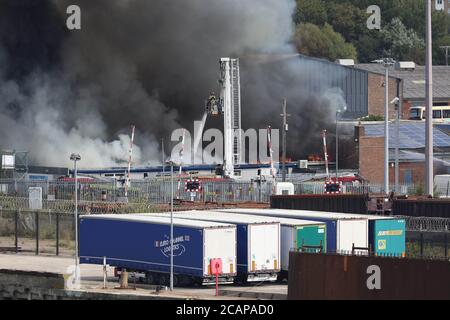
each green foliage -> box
[294,0,450,64]
[293,23,358,61]
[360,114,384,121]
[380,18,425,63]
[295,0,328,26]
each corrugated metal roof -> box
[363,122,450,149]
[355,64,450,100]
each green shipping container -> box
[297,224,327,253]
[370,219,406,257]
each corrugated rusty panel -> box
[288,252,450,300]
[393,199,450,218]
[271,195,368,214]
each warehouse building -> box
[355,122,450,185]
[355,63,450,120]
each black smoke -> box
[0,0,344,167]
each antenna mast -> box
[124,125,135,199]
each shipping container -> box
[216,208,369,254]
[220,208,406,257]
[328,213,405,257]
[145,211,280,282]
[259,216,326,279]
[79,214,237,286]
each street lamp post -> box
[70,153,81,278]
[373,58,395,194]
[425,0,434,197]
[165,159,175,291]
[335,106,347,181]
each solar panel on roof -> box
[364,123,450,149]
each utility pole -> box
[70,153,81,286]
[322,130,330,181]
[162,139,165,176]
[425,0,434,196]
[373,58,395,194]
[395,80,401,194]
[280,99,290,182]
[440,46,450,66]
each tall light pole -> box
[373,58,395,194]
[425,0,434,196]
[165,159,175,291]
[280,98,290,182]
[335,106,347,181]
[440,46,450,66]
[70,153,81,277]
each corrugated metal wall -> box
[288,252,450,300]
[271,194,369,214]
[298,55,369,119]
[393,199,450,218]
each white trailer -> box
[144,211,281,283]
[216,208,369,254]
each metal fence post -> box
[35,211,39,255]
[15,210,19,253]
[56,211,60,256]
[445,232,448,259]
[420,232,424,258]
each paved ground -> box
[0,254,287,300]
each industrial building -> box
[355,122,450,185]
[355,63,450,119]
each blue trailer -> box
[79,214,237,286]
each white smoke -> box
[0,0,347,167]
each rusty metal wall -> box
[288,252,450,300]
[393,199,450,218]
[271,194,368,214]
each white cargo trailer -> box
[216,208,369,254]
[248,216,327,278]
[145,211,281,282]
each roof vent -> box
[335,59,355,67]
[395,61,416,71]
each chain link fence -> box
[292,181,417,195]
[0,178,274,208]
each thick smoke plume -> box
[0,0,344,168]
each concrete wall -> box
[0,269,66,300]
[0,269,181,300]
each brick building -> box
[435,0,450,15]
[356,64,450,120]
[355,122,450,186]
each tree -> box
[293,23,358,62]
[380,18,425,63]
[295,0,328,26]
[326,2,368,43]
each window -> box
[433,110,442,119]
[443,110,450,119]
[409,109,422,120]
[404,170,413,184]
